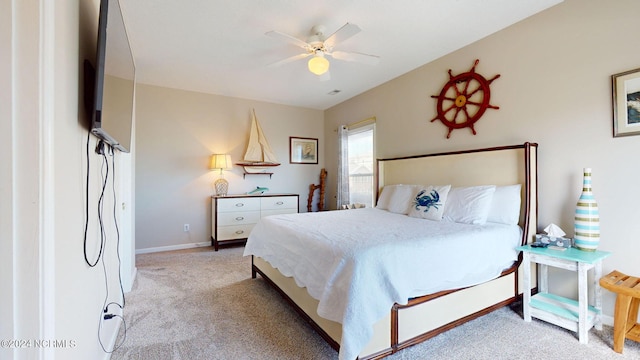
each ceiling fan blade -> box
[323,23,361,49]
[329,51,380,65]
[267,53,311,67]
[265,30,310,49]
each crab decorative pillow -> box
[408,185,451,221]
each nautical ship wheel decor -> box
[430,59,500,138]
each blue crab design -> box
[414,190,441,212]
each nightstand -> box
[211,193,299,251]
[516,245,611,343]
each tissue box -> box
[535,234,572,248]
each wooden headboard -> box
[376,142,538,246]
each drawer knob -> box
[235,230,244,234]
[235,203,244,207]
[276,201,284,205]
[235,216,244,221]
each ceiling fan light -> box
[308,55,330,75]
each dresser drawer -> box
[216,224,255,240]
[217,211,260,226]
[261,196,298,211]
[261,209,298,217]
[211,194,298,250]
[216,197,260,212]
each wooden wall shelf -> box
[243,172,273,179]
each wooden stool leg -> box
[629,298,640,327]
[613,294,632,353]
[628,298,640,337]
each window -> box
[346,123,375,207]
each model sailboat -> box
[236,109,281,173]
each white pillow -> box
[443,185,496,225]
[387,185,417,214]
[487,184,522,225]
[408,185,451,221]
[375,185,397,210]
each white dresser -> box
[211,193,299,251]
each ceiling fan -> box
[266,23,380,80]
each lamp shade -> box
[308,55,330,75]
[210,154,232,170]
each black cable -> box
[100,146,125,314]
[99,231,124,353]
[83,132,99,267]
[96,149,109,267]
[97,311,126,353]
[98,148,111,311]
[97,145,127,353]
[98,149,110,314]
[85,139,127,352]
[84,137,109,267]
[110,146,125,309]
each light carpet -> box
[111,246,640,359]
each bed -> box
[244,142,538,360]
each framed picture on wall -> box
[612,67,640,137]
[290,137,318,164]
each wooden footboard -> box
[392,267,518,352]
[253,256,525,359]
[249,142,538,359]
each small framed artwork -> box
[290,137,318,164]
[612,67,640,137]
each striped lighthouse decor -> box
[574,168,600,251]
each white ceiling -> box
[120,0,562,110]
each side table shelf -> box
[530,293,598,332]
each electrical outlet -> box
[183,224,190,232]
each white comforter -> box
[243,208,521,360]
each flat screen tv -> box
[90,0,135,153]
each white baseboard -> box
[135,241,211,255]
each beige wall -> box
[135,84,324,251]
[324,0,640,322]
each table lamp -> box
[210,154,232,196]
